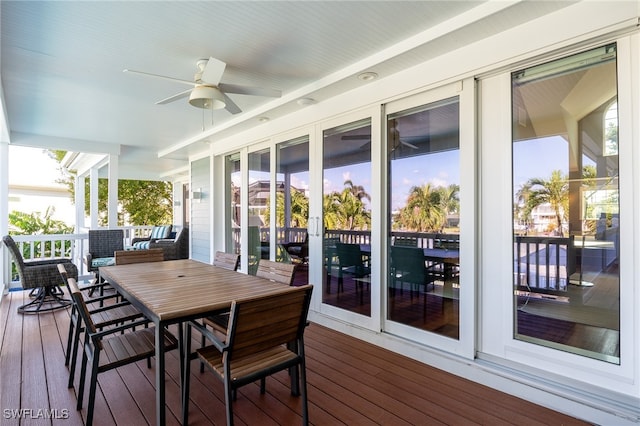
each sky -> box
[8,146,75,225]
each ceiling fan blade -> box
[123,69,196,86]
[200,57,226,85]
[155,89,192,105]
[219,83,281,98]
[400,140,419,150]
[222,92,242,115]
[341,134,371,141]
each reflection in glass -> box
[248,148,270,275]
[323,119,372,316]
[225,153,241,257]
[512,44,620,363]
[387,98,460,338]
[276,137,309,284]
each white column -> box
[90,167,99,229]
[75,175,86,232]
[0,140,9,293]
[107,154,118,228]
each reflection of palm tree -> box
[323,180,371,230]
[517,170,568,236]
[265,189,309,228]
[438,184,460,217]
[399,183,445,232]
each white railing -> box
[2,226,154,290]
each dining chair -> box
[66,275,178,426]
[85,229,124,283]
[389,245,436,304]
[200,257,295,373]
[204,258,295,336]
[183,285,313,426]
[57,264,143,390]
[113,247,164,265]
[213,250,240,271]
[335,242,371,301]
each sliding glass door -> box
[511,44,620,363]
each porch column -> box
[107,154,118,228]
[90,167,99,229]
[75,175,85,232]
[0,141,8,293]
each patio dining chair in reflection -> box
[57,264,143,390]
[183,285,313,426]
[67,275,178,426]
[335,242,371,302]
[390,246,436,304]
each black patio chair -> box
[2,235,78,314]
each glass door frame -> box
[311,106,382,331]
[382,80,476,359]
[477,35,636,389]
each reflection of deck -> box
[0,290,588,425]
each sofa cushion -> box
[91,257,115,268]
[132,241,151,250]
[150,225,172,240]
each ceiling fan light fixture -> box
[189,85,226,109]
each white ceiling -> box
[1,1,572,180]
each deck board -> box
[0,289,588,425]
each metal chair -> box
[184,285,313,426]
[2,234,77,314]
[57,264,143,389]
[67,275,177,426]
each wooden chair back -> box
[213,251,240,271]
[256,259,296,285]
[114,248,164,265]
[226,284,313,360]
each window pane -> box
[248,148,270,275]
[276,137,309,283]
[387,97,460,338]
[323,118,372,316]
[512,44,620,363]
[225,153,241,257]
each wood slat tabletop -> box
[99,259,299,321]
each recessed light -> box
[297,98,315,106]
[258,117,270,123]
[358,72,378,82]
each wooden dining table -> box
[99,258,303,426]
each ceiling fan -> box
[341,119,419,152]
[123,57,281,114]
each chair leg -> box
[77,350,89,410]
[68,319,84,389]
[65,308,77,366]
[182,325,192,426]
[299,360,309,426]
[86,355,101,426]
[224,377,234,426]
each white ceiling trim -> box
[159,0,521,159]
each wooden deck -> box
[0,289,588,425]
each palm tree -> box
[398,183,445,232]
[323,180,371,231]
[519,169,568,236]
